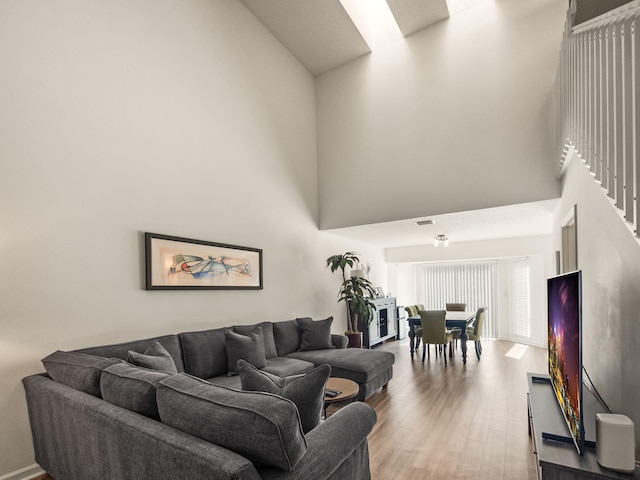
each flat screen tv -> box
[547,270,584,455]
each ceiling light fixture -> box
[434,234,449,247]
[339,0,403,51]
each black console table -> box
[527,372,639,480]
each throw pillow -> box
[296,317,335,351]
[128,340,178,373]
[273,319,301,356]
[157,373,307,471]
[41,350,122,397]
[237,359,331,434]
[100,362,173,419]
[225,325,267,375]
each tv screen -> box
[547,270,583,455]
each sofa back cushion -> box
[75,335,185,373]
[232,322,277,359]
[157,373,307,471]
[178,327,228,379]
[42,351,122,397]
[273,320,301,357]
[100,363,172,419]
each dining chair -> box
[445,303,466,348]
[467,306,487,359]
[416,310,453,364]
[445,303,466,311]
[405,305,425,350]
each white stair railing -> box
[554,1,640,236]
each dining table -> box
[406,310,477,364]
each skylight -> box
[339,0,403,51]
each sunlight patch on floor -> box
[505,343,528,359]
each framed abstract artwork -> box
[145,233,263,290]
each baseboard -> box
[0,464,45,480]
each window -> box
[511,258,531,338]
[422,261,497,338]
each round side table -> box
[324,377,359,418]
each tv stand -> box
[527,373,639,479]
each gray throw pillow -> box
[100,363,172,419]
[237,359,331,434]
[42,350,122,397]
[128,340,178,373]
[157,373,307,471]
[296,317,335,351]
[225,325,267,375]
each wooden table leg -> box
[408,325,416,358]
[461,327,468,364]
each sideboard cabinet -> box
[359,297,397,348]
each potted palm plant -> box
[326,252,377,348]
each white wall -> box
[0,1,386,475]
[386,235,555,346]
[316,0,566,230]
[555,154,640,451]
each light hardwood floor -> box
[365,338,546,479]
[34,337,546,480]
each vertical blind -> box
[511,258,531,338]
[422,262,497,339]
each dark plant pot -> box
[346,332,363,349]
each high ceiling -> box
[238,0,559,248]
[238,0,451,75]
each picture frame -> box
[145,232,263,290]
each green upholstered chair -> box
[446,303,466,348]
[405,305,426,349]
[416,310,454,364]
[467,306,487,359]
[445,303,466,311]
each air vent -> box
[415,219,434,226]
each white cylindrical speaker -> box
[595,413,636,474]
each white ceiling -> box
[238,0,451,76]
[237,1,559,248]
[325,200,559,249]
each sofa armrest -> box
[258,402,377,480]
[331,334,348,349]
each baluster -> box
[623,18,635,227]
[615,23,625,210]
[607,24,617,200]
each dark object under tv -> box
[544,270,585,455]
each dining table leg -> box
[460,327,468,364]
[408,324,416,358]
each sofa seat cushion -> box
[261,356,315,377]
[238,359,331,434]
[285,349,395,384]
[157,373,307,471]
[100,363,172,419]
[205,374,242,389]
[41,351,122,397]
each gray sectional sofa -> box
[22,317,395,480]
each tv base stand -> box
[527,373,639,480]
